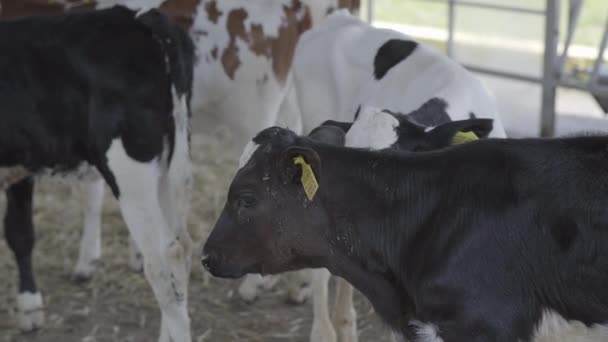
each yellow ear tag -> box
[451,131,479,145]
[293,155,319,201]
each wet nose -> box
[201,250,214,271]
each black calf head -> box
[202,127,336,278]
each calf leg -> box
[332,278,358,342]
[107,139,191,342]
[4,178,45,331]
[310,268,336,342]
[128,236,144,273]
[73,179,105,281]
[237,274,280,303]
[286,269,312,304]
[157,107,195,341]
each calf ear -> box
[320,120,354,134]
[308,125,346,146]
[279,146,322,200]
[426,118,494,147]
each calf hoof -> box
[310,317,337,342]
[238,278,260,303]
[259,275,279,290]
[72,259,101,282]
[286,283,311,305]
[17,292,45,332]
[128,250,144,273]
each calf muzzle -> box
[201,247,246,279]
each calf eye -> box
[236,193,257,208]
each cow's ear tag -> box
[293,155,319,201]
[451,131,479,145]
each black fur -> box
[403,97,451,127]
[4,178,36,293]
[206,126,608,341]
[373,39,418,80]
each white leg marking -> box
[409,321,443,342]
[333,277,358,342]
[128,236,144,273]
[238,274,263,303]
[532,310,608,342]
[106,139,191,342]
[16,291,45,332]
[237,274,280,303]
[160,88,194,291]
[310,268,337,342]
[73,179,105,280]
[286,269,312,305]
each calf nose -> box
[201,251,213,271]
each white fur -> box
[345,107,399,150]
[128,236,144,272]
[16,291,45,332]
[237,274,279,302]
[106,138,191,342]
[333,277,358,342]
[531,310,608,342]
[409,321,443,342]
[238,274,264,303]
[238,141,260,169]
[310,269,337,342]
[72,180,105,279]
[190,0,294,147]
[279,11,506,137]
[98,87,192,342]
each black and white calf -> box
[277,9,506,137]
[1,7,195,341]
[204,126,608,342]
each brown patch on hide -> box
[220,0,312,83]
[204,0,221,24]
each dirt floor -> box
[0,118,394,342]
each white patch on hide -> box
[345,106,399,150]
[238,141,260,169]
[72,180,105,280]
[409,320,443,342]
[16,291,45,332]
[531,309,608,342]
[213,0,295,39]
[106,138,192,342]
